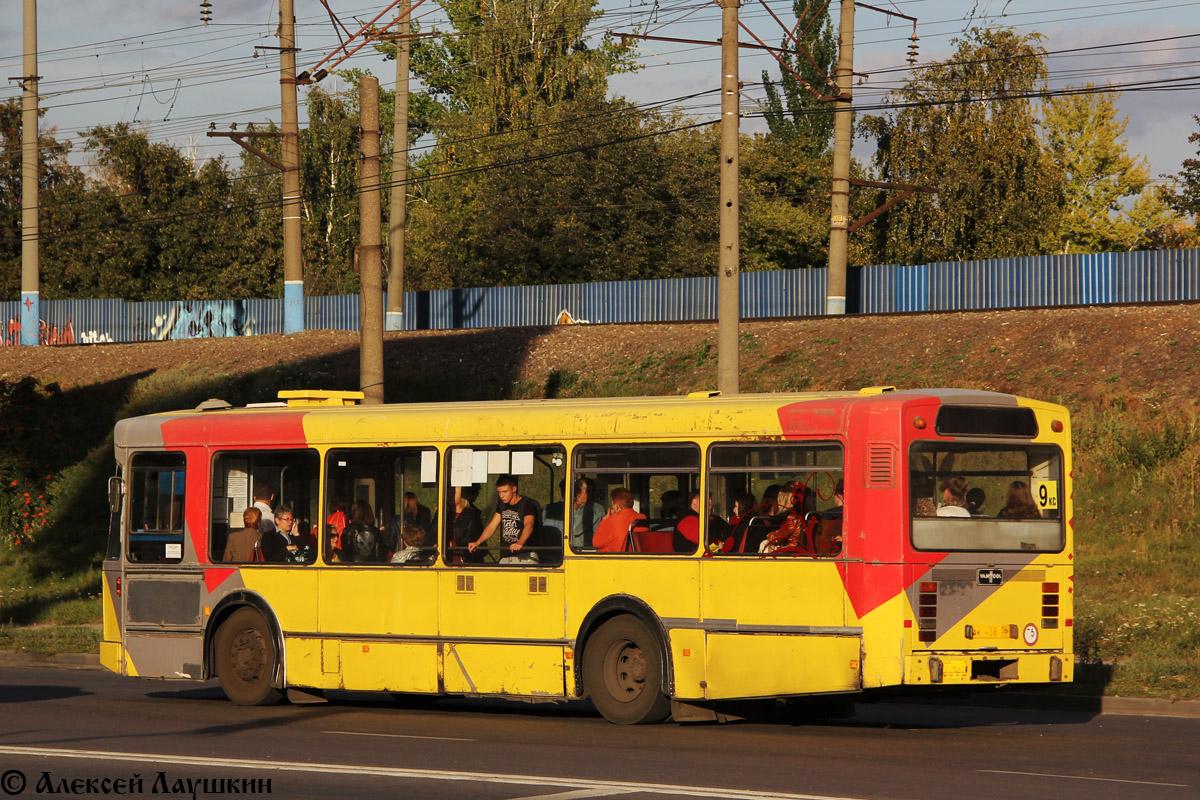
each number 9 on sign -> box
[1033,479,1057,510]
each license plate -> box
[971,624,1015,639]
[942,660,969,680]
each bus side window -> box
[210,449,319,564]
[128,452,186,564]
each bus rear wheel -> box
[583,616,671,725]
[214,607,283,706]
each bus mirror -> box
[107,476,124,514]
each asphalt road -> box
[0,665,1196,800]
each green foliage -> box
[1172,114,1200,218]
[0,378,89,547]
[760,1,838,155]
[1042,85,1180,253]
[862,28,1065,265]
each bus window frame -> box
[127,451,187,565]
[443,443,566,567]
[210,447,320,566]
[908,440,1066,554]
[322,445,440,566]
[570,441,702,556]
[706,440,846,557]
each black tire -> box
[583,616,672,725]
[214,607,283,706]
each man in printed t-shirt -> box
[468,474,541,564]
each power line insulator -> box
[907,33,919,66]
[200,1,212,26]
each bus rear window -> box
[910,442,1064,553]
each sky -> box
[1,0,1198,184]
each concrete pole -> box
[280,0,305,334]
[716,0,740,395]
[359,77,385,405]
[20,0,39,346]
[826,0,855,316]
[385,0,411,332]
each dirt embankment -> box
[1,303,1197,409]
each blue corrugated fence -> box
[2,247,1197,345]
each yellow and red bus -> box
[101,387,1073,723]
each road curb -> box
[0,650,101,669]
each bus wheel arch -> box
[575,596,673,724]
[206,592,285,704]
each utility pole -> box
[385,0,411,333]
[20,0,39,346]
[826,0,855,316]
[358,77,385,406]
[716,0,740,395]
[280,0,304,335]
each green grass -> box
[0,624,101,656]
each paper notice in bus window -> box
[1033,479,1058,511]
[451,449,474,487]
[226,465,248,502]
[165,543,182,560]
[472,450,489,484]
[420,450,437,484]
[511,451,534,475]
[487,450,510,475]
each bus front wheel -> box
[214,607,283,706]
[583,616,672,725]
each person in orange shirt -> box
[591,487,645,553]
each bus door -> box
[700,442,861,700]
[316,447,440,693]
[117,451,209,679]
[438,446,567,697]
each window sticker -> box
[1033,479,1058,511]
[511,450,535,475]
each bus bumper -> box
[99,640,124,675]
[906,652,1073,686]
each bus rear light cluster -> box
[917,581,937,642]
[1042,582,1060,629]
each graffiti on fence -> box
[150,301,256,340]
[0,317,78,346]
[556,309,589,325]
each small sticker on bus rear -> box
[978,568,1003,585]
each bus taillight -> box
[115,577,121,596]
[917,582,937,642]
[1042,582,1059,629]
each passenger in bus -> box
[468,475,541,564]
[325,494,347,554]
[936,476,971,517]
[253,484,276,534]
[816,480,845,555]
[403,492,433,536]
[260,505,304,562]
[966,487,987,516]
[449,484,485,564]
[998,481,1042,520]
[338,500,384,562]
[723,493,760,553]
[391,523,430,564]
[222,507,262,563]
[592,487,646,553]
[658,490,686,523]
[912,473,938,517]
[674,490,729,553]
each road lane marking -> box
[0,745,866,800]
[323,730,474,742]
[507,790,636,800]
[979,769,1189,788]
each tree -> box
[0,99,85,299]
[1172,114,1200,218]
[861,28,1064,265]
[760,0,838,156]
[1042,85,1179,252]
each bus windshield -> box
[909,441,1064,553]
